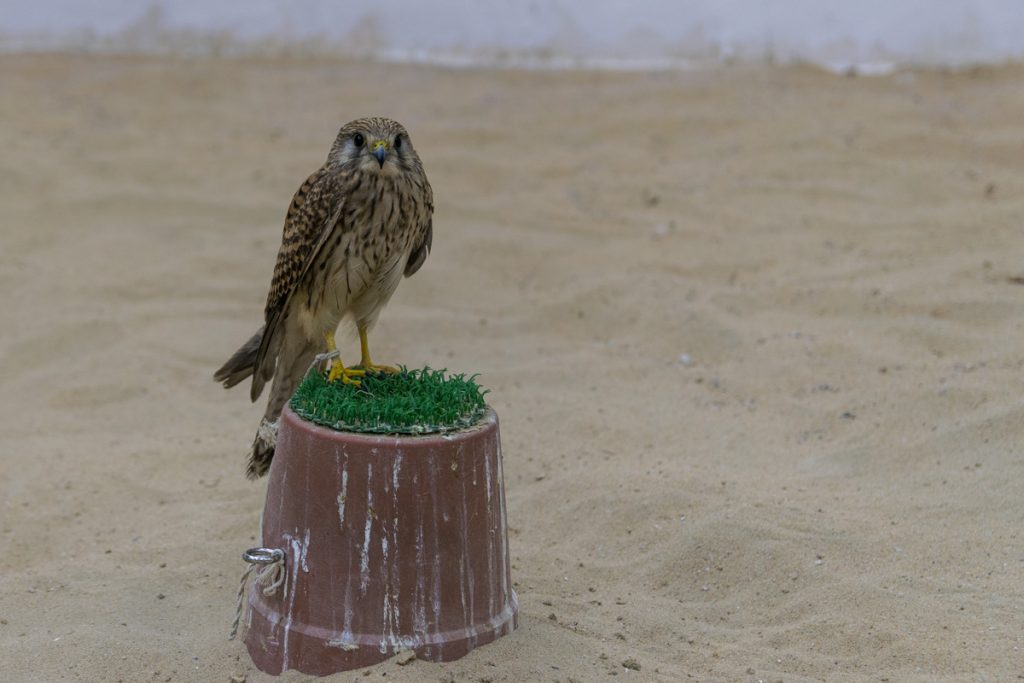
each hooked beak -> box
[372,140,388,167]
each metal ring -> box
[242,547,285,565]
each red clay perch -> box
[243,405,518,675]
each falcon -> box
[214,117,433,478]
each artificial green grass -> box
[289,367,489,435]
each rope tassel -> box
[230,548,286,640]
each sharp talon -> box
[357,362,400,375]
[327,361,364,385]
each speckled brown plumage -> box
[214,117,433,478]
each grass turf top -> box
[289,367,489,435]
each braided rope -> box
[229,550,286,640]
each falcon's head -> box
[328,117,421,177]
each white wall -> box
[2,1,1023,69]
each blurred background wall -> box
[2,0,1023,69]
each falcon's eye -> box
[394,134,402,150]
[353,133,365,148]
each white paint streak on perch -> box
[484,449,496,617]
[413,504,427,635]
[280,528,310,671]
[326,638,359,651]
[496,438,510,606]
[360,462,374,594]
[459,468,475,639]
[379,528,391,653]
[378,453,405,653]
[389,455,403,648]
[429,459,442,625]
[337,465,348,529]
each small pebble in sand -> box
[677,354,694,366]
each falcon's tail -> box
[213,327,265,390]
[245,340,318,479]
[247,418,277,480]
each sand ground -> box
[2,54,1024,682]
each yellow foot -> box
[327,362,366,385]
[356,328,399,377]
[358,362,400,375]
